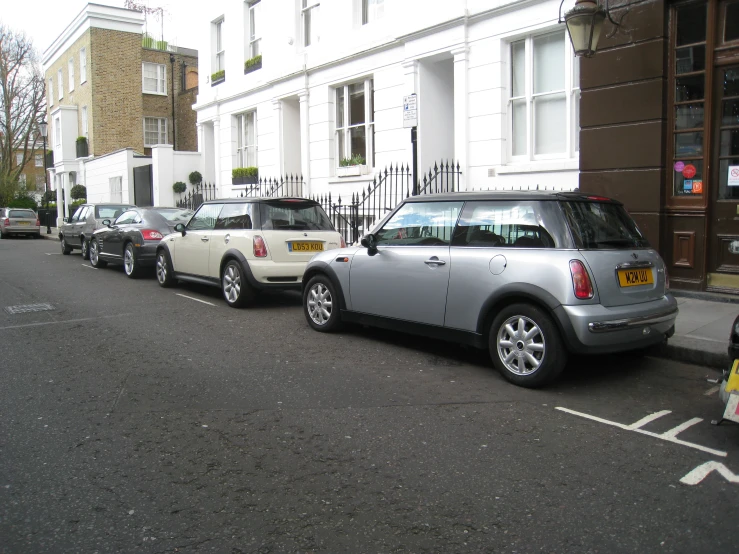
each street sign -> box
[728,165,739,187]
[403,94,417,128]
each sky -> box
[1,0,207,57]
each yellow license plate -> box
[617,268,654,287]
[289,241,323,252]
[18,221,30,226]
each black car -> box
[89,207,194,277]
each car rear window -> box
[259,201,334,231]
[154,208,194,222]
[8,210,35,218]
[561,201,650,249]
[96,205,133,219]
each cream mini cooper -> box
[155,198,345,307]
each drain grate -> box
[4,303,56,315]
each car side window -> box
[214,203,254,230]
[451,201,557,248]
[114,210,139,225]
[187,204,224,231]
[70,206,85,222]
[375,202,463,246]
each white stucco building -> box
[194,0,580,201]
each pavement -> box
[37,229,737,371]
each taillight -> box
[253,235,268,257]
[35,219,40,226]
[2,218,8,226]
[569,260,593,299]
[340,236,346,248]
[142,229,164,241]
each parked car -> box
[0,208,41,239]
[88,207,194,277]
[59,202,136,258]
[301,191,678,388]
[155,198,345,307]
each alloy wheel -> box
[156,253,168,284]
[81,240,88,258]
[497,315,546,376]
[124,245,134,275]
[307,282,333,326]
[223,264,241,303]
[89,240,98,265]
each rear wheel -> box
[489,303,566,388]
[60,235,72,255]
[88,238,107,268]
[303,275,343,332]
[123,243,142,279]
[221,260,254,308]
[156,249,176,287]
[80,238,90,259]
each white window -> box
[35,154,43,167]
[68,58,74,92]
[247,1,261,59]
[362,0,384,24]
[16,153,23,166]
[109,176,123,203]
[335,79,374,168]
[80,48,87,83]
[509,30,579,161]
[81,106,88,137]
[19,174,26,187]
[302,0,320,47]
[36,174,45,188]
[49,78,54,106]
[142,63,167,95]
[54,117,61,147]
[144,117,168,146]
[57,69,63,100]
[214,18,225,72]
[236,111,257,168]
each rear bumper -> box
[247,260,305,289]
[2,226,40,234]
[136,243,159,266]
[554,294,678,354]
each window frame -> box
[35,154,43,167]
[143,117,168,147]
[54,116,61,147]
[16,153,23,166]
[81,106,88,137]
[302,0,320,47]
[80,48,87,83]
[142,62,167,95]
[236,110,258,168]
[68,58,75,92]
[362,0,384,25]
[335,78,375,170]
[214,18,225,72]
[247,0,261,59]
[49,78,54,106]
[57,69,63,100]
[508,30,579,163]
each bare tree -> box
[0,24,45,205]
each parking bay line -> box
[81,264,97,270]
[556,406,727,457]
[176,293,216,306]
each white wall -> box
[418,57,454,181]
[152,146,203,207]
[281,98,301,176]
[82,149,152,205]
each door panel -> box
[175,204,224,277]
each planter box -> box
[245,175,258,184]
[76,140,88,158]
[337,164,368,178]
[244,58,262,74]
[232,176,245,185]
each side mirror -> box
[360,233,377,253]
[174,223,186,236]
[102,219,111,227]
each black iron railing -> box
[176,182,218,211]
[235,175,304,199]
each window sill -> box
[211,77,225,87]
[497,158,579,175]
[328,173,375,186]
[143,91,167,96]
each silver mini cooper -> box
[302,191,678,388]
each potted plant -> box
[70,184,87,201]
[244,54,262,75]
[232,167,259,185]
[337,154,368,177]
[211,69,225,86]
[189,171,202,189]
[173,181,187,195]
[76,136,88,158]
[142,33,154,48]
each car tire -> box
[155,249,176,288]
[221,260,254,308]
[123,243,142,279]
[303,274,343,332]
[88,238,107,268]
[489,303,566,388]
[80,238,90,259]
[60,235,72,255]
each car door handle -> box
[424,258,446,266]
[224,234,230,244]
[201,237,209,242]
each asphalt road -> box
[1,236,738,554]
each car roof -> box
[201,197,319,205]
[86,202,136,207]
[399,190,622,204]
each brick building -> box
[7,142,48,198]
[41,3,198,223]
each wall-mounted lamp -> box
[560,0,623,57]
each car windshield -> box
[260,201,334,231]
[154,208,194,222]
[9,210,35,218]
[562,201,650,249]
[96,205,133,219]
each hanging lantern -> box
[564,0,607,57]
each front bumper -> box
[554,294,678,354]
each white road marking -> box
[660,417,703,439]
[680,461,739,486]
[626,410,672,430]
[44,253,62,255]
[704,385,721,396]
[176,293,216,306]
[81,264,97,270]
[0,314,131,331]
[556,407,727,457]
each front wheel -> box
[303,275,343,332]
[80,238,90,259]
[89,238,107,268]
[221,260,254,308]
[489,303,566,388]
[60,235,72,255]
[155,250,176,288]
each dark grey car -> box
[59,202,135,258]
[302,191,678,388]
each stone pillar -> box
[55,173,64,228]
[298,90,311,195]
[402,60,418,181]
[272,99,283,176]
[64,173,73,219]
[451,46,469,191]
[213,119,221,193]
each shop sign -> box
[682,164,697,179]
